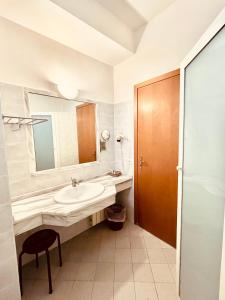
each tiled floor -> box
[21,222,178,300]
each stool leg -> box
[57,234,62,267]
[46,249,52,294]
[35,253,39,268]
[18,252,24,296]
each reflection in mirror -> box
[101,129,110,141]
[28,92,97,172]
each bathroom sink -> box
[54,183,105,204]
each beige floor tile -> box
[130,236,145,249]
[90,225,106,239]
[147,249,167,264]
[116,226,130,237]
[162,248,176,264]
[160,240,173,249]
[85,237,101,248]
[75,263,96,281]
[116,236,130,249]
[115,249,132,263]
[48,280,74,300]
[23,259,60,280]
[22,263,38,280]
[144,236,161,249]
[135,282,158,300]
[23,280,50,300]
[56,262,79,281]
[141,229,157,238]
[131,249,149,263]
[21,223,178,300]
[151,264,174,283]
[100,236,116,249]
[92,282,113,300]
[51,246,69,265]
[81,246,100,262]
[98,248,115,263]
[114,282,135,300]
[61,239,72,248]
[101,230,117,240]
[168,264,176,281]
[21,280,35,300]
[65,247,83,262]
[94,263,115,281]
[70,237,88,250]
[133,263,154,282]
[127,223,144,236]
[155,283,179,300]
[24,279,74,300]
[86,228,103,238]
[69,281,93,300]
[115,263,133,282]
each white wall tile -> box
[0,175,10,204]
[114,101,134,221]
[0,83,135,297]
[0,96,20,299]
[0,84,115,199]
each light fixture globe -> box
[57,83,79,99]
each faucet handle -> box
[71,177,78,186]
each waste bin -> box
[105,204,126,231]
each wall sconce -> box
[57,83,79,100]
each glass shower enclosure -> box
[178,12,225,300]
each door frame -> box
[134,69,180,225]
[177,8,225,298]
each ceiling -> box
[94,0,147,31]
[0,0,175,66]
[126,0,175,21]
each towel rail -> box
[2,115,48,130]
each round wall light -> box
[57,83,79,99]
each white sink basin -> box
[54,183,105,204]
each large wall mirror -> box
[27,92,97,172]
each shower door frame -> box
[176,7,225,298]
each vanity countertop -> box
[12,175,132,235]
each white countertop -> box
[12,175,132,235]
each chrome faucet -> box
[71,177,79,187]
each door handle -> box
[139,156,145,168]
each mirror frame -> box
[24,88,101,175]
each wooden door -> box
[76,103,96,163]
[135,70,179,247]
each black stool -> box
[18,229,62,295]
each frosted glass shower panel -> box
[180,26,225,300]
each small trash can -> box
[105,204,126,231]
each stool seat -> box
[18,229,62,296]
[23,229,57,254]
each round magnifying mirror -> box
[101,130,110,141]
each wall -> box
[0,16,114,103]
[113,0,225,221]
[0,15,115,198]
[1,83,114,199]
[114,0,225,102]
[1,82,115,270]
[0,98,20,299]
[114,101,134,221]
[0,17,115,278]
